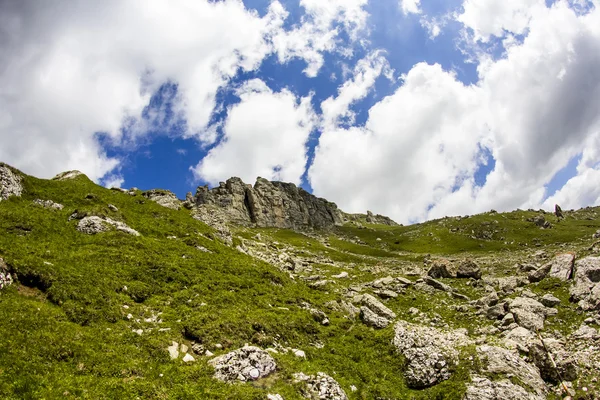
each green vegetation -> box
[1,169,599,399]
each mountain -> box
[1,161,599,399]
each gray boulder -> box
[423,277,452,292]
[457,260,482,279]
[361,294,396,320]
[540,294,561,308]
[77,216,140,236]
[293,372,348,400]
[0,164,22,201]
[508,297,551,331]
[427,259,456,279]
[360,306,390,329]
[528,253,575,282]
[33,199,64,210]
[570,257,600,310]
[208,345,276,382]
[142,189,181,210]
[392,321,469,389]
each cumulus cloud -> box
[310,1,600,224]
[400,0,422,15]
[192,79,316,186]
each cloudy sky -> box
[1,0,600,224]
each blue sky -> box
[1,0,600,223]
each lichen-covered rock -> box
[464,375,544,400]
[476,345,546,397]
[570,257,600,311]
[293,372,348,400]
[52,170,84,180]
[33,199,64,210]
[392,321,469,388]
[0,164,22,201]
[508,297,551,331]
[457,260,482,279]
[142,189,181,210]
[427,259,456,279]
[193,177,345,230]
[208,346,276,382]
[77,216,140,236]
[0,257,13,290]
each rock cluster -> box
[0,257,13,290]
[0,164,22,201]
[142,190,181,210]
[208,345,276,382]
[192,177,344,230]
[293,372,348,400]
[392,320,469,388]
[33,199,64,210]
[76,216,140,236]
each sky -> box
[1,0,600,224]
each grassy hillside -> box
[1,168,599,399]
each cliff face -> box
[192,177,344,230]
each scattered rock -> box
[0,257,13,290]
[570,257,600,310]
[360,306,391,329]
[208,345,276,382]
[76,216,140,236]
[0,164,22,201]
[142,189,181,210]
[33,199,63,210]
[360,294,396,320]
[423,277,452,292]
[293,372,348,400]
[464,375,544,400]
[540,294,561,308]
[457,260,482,279]
[52,170,84,180]
[392,320,469,389]
[427,259,456,279]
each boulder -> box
[477,345,546,397]
[360,306,390,329]
[457,260,482,280]
[361,294,396,320]
[77,216,140,236]
[570,257,600,310]
[427,259,456,279]
[508,297,550,331]
[142,189,181,210]
[423,277,452,292]
[293,372,348,400]
[539,294,561,308]
[208,345,276,382]
[33,199,64,210]
[464,375,545,400]
[392,321,469,389]
[0,164,22,201]
[528,339,577,383]
[528,253,575,282]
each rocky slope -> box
[1,163,600,399]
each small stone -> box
[182,353,195,363]
[540,294,561,308]
[168,342,179,359]
[293,349,306,358]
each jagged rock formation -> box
[191,177,345,230]
[0,163,22,201]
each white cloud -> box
[542,166,600,211]
[400,0,422,15]
[0,0,289,182]
[272,0,369,77]
[102,174,125,189]
[192,79,316,186]
[310,1,600,224]
[457,0,545,42]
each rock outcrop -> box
[208,345,276,382]
[570,256,600,310]
[0,257,13,290]
[0,163,22,201]
[52,170,84,180]
[192,177,344,230]
[142,190,181,210]
[76,216,140,236]
[293,372,348,400]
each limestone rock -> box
[142,189,181,210]
[423,277,452,292]
[570,257,600,310]
[0,257,13,290]
[508,297,550,331]
[477,345,546,397]
[0,164,22,201]
[392,321,469,389]
[540,294,561,308]
[77,216,140,236]
[361,294,396,320]
[528,253,575,282]
[360,306,390,329]
[427,259,456,279]
[528,339,577,383]
[192,177,345,230]
[33,199,64,210]
[464,375,544,400]
[208,345,276,382]
[52,170,84,180]
[457,260,482,279]
[293,372,348,400]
